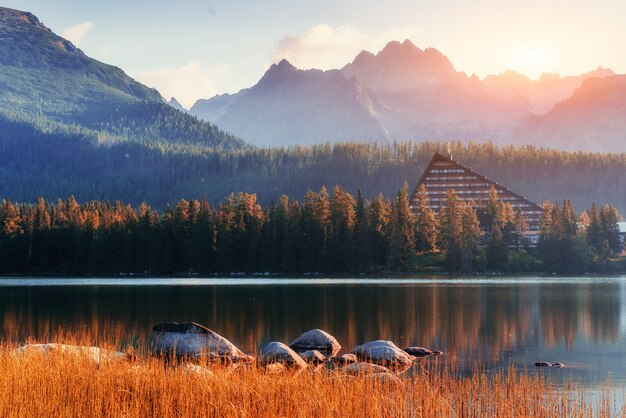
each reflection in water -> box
[0,278,624,384]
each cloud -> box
[131,60,230,108]
[274,24,422,70]
[61,22,94,47]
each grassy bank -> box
[0,337,621,417]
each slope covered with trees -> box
[1,123,625,214]
[0,7,243,150]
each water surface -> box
[1,276,625,387]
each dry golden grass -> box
[0,335,621,418]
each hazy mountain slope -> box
[484,67,615,113]
[190,59,388,146]
[0,7,243,150]
[516,75,626,152]
[342,40,530,141]
[167,97,186,112]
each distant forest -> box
[0,186,623,276]
[1,115,625,214]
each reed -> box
[0,335,620,418]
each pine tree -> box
[353,189,372,272]
[459,202,482,273]
[599,205,622,256]
[387,182,415,271]
[413,184,437,252]
[586,203,603,256]
[438,190,462,271]
[328,185,356,272]
[367,193,390,270]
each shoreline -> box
[2,271,626,279]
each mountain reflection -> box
[1,281,622,357]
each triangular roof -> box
[412,152,542,211]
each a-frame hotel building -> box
[410,153,543,242]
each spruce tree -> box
[368,193,390,270]
[413,184,437,252]
[353,189,372,272]
[387,182,415,271]
[438,190,462,271]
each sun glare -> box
[509,47,547,79]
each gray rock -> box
[345,362,389,376]
[331,353,357,365]
[259,342,308,369]
[180,363,215,378]
[300,350,326,365]
[264,362,286,374]
[351,340,415,372]
[289,329,341,357]
[15,343,124,364]
[403,346,433,357]
[535,362,552,367]
[150,322,251,362]
[552,362,564,368]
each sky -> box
[5,0,626,108]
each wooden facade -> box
[410,152,543,242]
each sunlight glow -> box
[509,46,548,79]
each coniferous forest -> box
[0,185,623,276]
[2,114,626,214]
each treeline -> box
[0,187,623,275]
[1,117,625,214]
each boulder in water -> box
[345,362,389,376]
[331,353,357,365]
[299,350,326,365]
[259,342,307,369]
[289,329,341,357]
[403,346,433,357]
[150,322,251,362]
[351,340,414,372]
[366,373,402,385]
[534,362,552,367]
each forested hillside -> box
[0,7,243,150]
[1,119,625,214]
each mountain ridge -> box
[190,39,620,151]
[190,58,389,146]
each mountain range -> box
[0,6,625,213]
[190,39,625,152]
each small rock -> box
[351,340,415,372]
[180,363,214,378]
[431,350,444,356]
[289,329,341,357]
[345,362,389,376]
[403,347,433,357]
[299,350,326,365]
[535,362,552,367]
[264,363,286,374]
[331,354,357,365]
[259,342,308,369]
[552,362,564,368]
